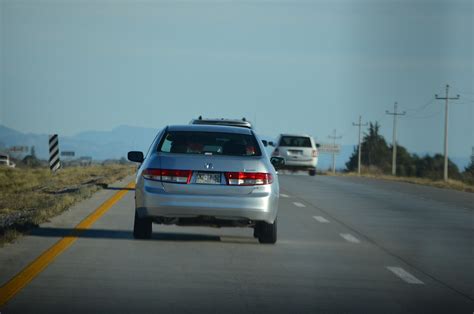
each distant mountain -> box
[0,125,471,170]
[0,125,49,158]
[68,125,159,160]
[0,125,159,161]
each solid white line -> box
[293,202,306,208]
[280,193,289,198]
[313,216,330,223]
[386,267,424,285]
[339,233,361,243]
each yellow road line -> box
[0,182,135,307]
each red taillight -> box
[143,169,192,184]
[272,148,279,157]
[312,150,318,157]
[225,172,273,186]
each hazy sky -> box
[1,0,473,157]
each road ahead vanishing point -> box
[1,174,473,313]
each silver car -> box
[128,124,284,244]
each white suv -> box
[271,134,319,176]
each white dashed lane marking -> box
[293,202,306,208]
[313,216,330,223]
[280,194,289,198]
[340,233,361,243]
[386,267,424,285]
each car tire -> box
[257,219,277,244]
[253,226,260,238]
[309,169,316,176]
[133,210,152,239]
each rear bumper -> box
[281,158,317,169]
[135,180,279,224]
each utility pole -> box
[386,102,406,176]
[328,129,342,174]
[435,84,460,182]
[353,116,368,176]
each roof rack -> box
[190,117,253,129]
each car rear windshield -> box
[158,131,262,157]
[279,136,312,147]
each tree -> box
[394,145,416,177]
[344,121,461,180]
[463,159,474,184]
[414,154,461,180]
[346,121,391,172]
[23,146,41,167]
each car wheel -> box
[133,209,152,239]
[253,226,260,238]
[309,169,316,176]
[257,219,277,244]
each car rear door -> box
[278,136,314,161]
[158,154,267,196]
[152,129,270,196]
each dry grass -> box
[326,169,474,193]
[0,164,135,246]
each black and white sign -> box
[49,134,61,172]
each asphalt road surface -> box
[1,174,473,313]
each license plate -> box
[195,172,221,184]
[288,150,303,155]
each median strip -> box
[0,182,135,307]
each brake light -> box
[225,172,273,186]
[272,148,279,156]
[142,169,192,184]
[312,150,318,157]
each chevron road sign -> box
[49,134,61,172]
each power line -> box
[352,116,368,176]
[328,129,342,174]
[452,89,474,96]
[404,107,444,120]
[404,97,436,114]
[386,102,406,176]
[435,84,460,182]
[339,110,386,140]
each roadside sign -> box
[8,146,29,153]
[318,143,341,154]
[61,151,75,157]
[49,134,61,172]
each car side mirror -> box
[268,141,274,147]
[270,157,285,169]
[262,140,268,147]
[316,143,321,148]
[128,151,144,163]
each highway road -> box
[1,174,473,313]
